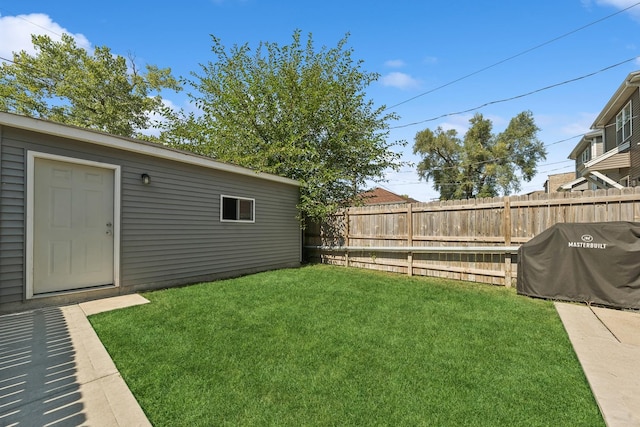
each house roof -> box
[0,112,300,187]
[545,172,577,192]
[591,70,640,129]
[568,129,602,160]
[559,176,587,191]
[568,71,640,159]
[358,187,419,205]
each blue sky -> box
[1,1,640,201]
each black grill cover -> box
[517,222,640,310]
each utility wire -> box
[0,54,61,89]
[405,114,636,173]
[390,57,639,130]
[408,117,640,174]
[425,155,575,174]
[0,7,66,39]
[383,1,640,112]
[389,113,637,187]
[0,10,629,177]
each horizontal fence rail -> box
[306,246,520,253]
[305,188,640,286]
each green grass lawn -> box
[89,265,603,426]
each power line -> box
[386,133,581,178]
[422,155,575,174]
[0,7,66,39]
[0,54,66,93]
[535,164,574,175]
[390,57,639,130]
[536,159,575,168]
[386,115,639,190]
[383,1,640,112]
[546,134,582,147]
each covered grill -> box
[517,222,640,310]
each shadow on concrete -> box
[0,307,87,426]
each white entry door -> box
[33,157,115,294]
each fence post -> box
[504,253,512,288]
[407,203,413,276]
[503,196,511,246]
[344,209,350,267]
[503,197,512,287]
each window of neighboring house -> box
[616,101,632,145]
[581,146,591,163]
[221,195,255,222]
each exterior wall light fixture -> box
[141,173,151,185]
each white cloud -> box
[559,112,597,136]
[438,113,507,135]
[439,115,472,135]
[380,72,421,90]
[589,0,640,19]
[139,98,184,137]
[422,56,438,64]
[534,112,596,137]
[384,59,405,68]
[0,13,90,59]
[581,0,593,10]
[596,0,639,7]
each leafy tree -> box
[0,33,181,137]
[160,30,404,223]
[413,111,546,200]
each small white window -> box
[616,101,632,145]
[581,146,591,163]
[221,195,255,222]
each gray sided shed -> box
[0,112,301,313]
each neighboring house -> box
[0,112,301,313]
[358,187,419,205]
[565,71,640,191]
[544,172,583,193]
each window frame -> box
[220,195,255,223]
[581,146,591,164]
[616,101,632,145]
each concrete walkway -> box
[555,302,640,427]
[0,295,151,426]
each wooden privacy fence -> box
[304,188,640,287]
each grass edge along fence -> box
[305,187,640,287]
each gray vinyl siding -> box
[119,158,300,289]
[589,152,630,172]
[604,116,616,153]
[628,89,640,181]
[604,90,639,153]
[0,125,300,309]
[0,140,25,303]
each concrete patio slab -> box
[555,302,640,427]
[79,294,150,316]
[590,306,640,346]
[0,299,151,426]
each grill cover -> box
[517,222,640,310]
